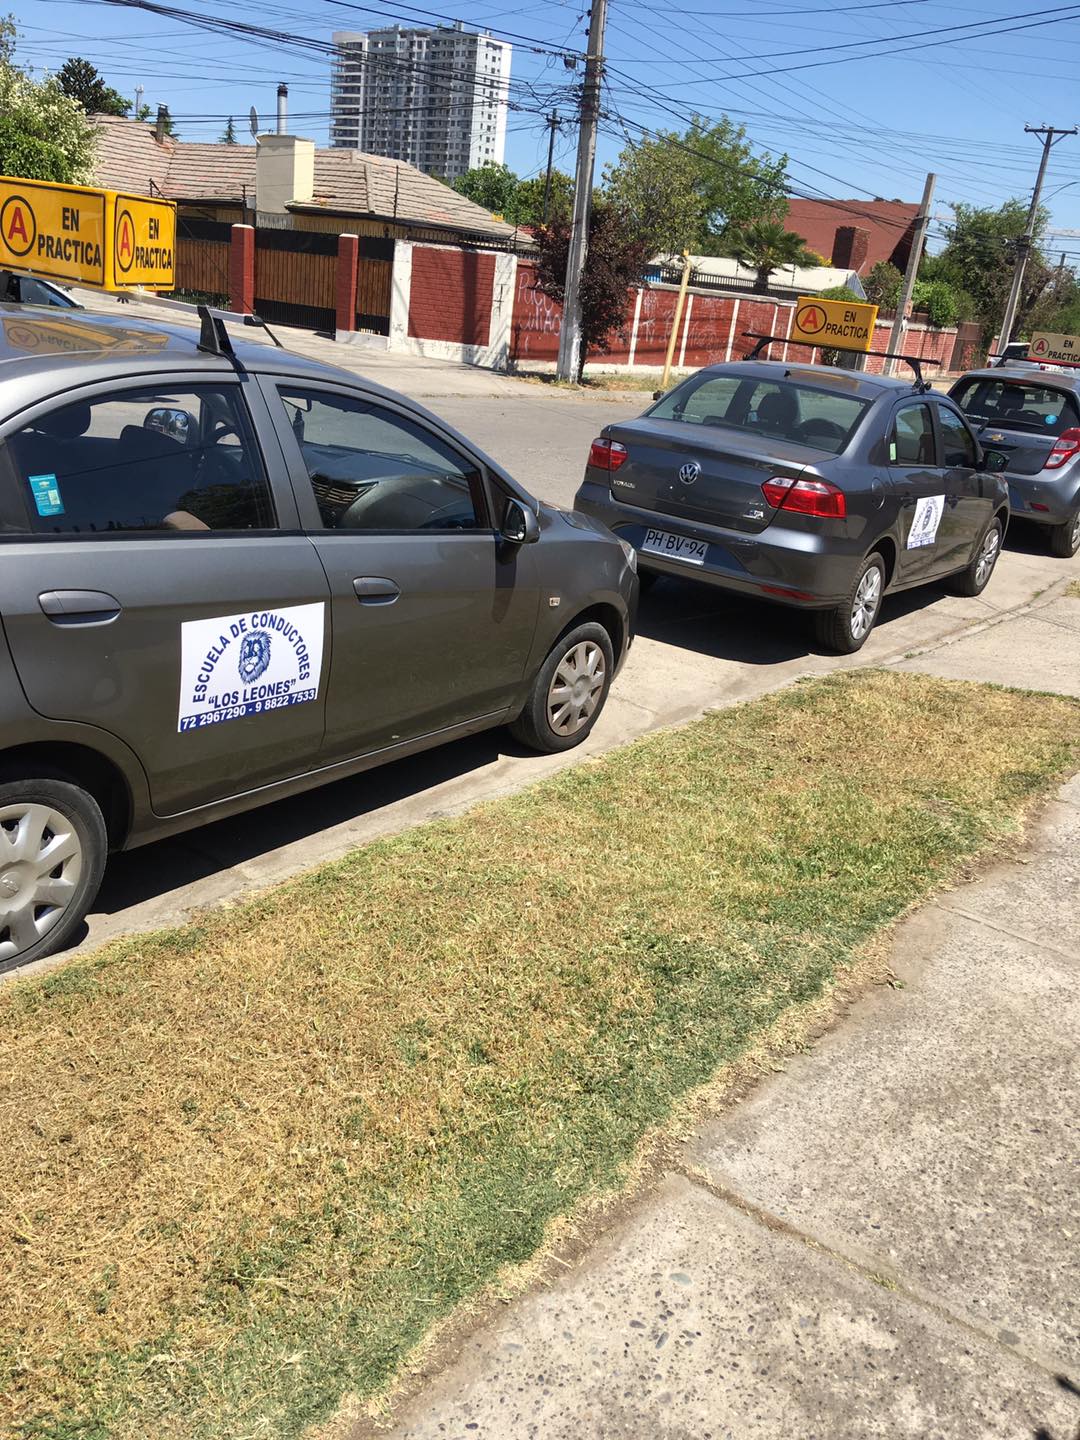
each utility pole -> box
[884,171,936,376]
[660,252,691,392]
[997,125,1077,353]
[542,112,559,225]
[556,0,607,382]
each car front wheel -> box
[813,552,886,654]
[510,621,615,753]
[1049,508,1080,558]
[0,777,106,973]
[949,518,1003,597]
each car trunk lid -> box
[600,418,823,535]
[977,424,1060,476]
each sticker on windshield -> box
[178,602,325,732]
[908,494,945,549]
[28,473,64,517]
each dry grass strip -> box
[1,670,1077,1440]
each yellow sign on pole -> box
[791,295,879,354]
[0,176,175,292]
[1029,331,1080,367]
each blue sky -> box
[16,0,1080,259]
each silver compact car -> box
[949,367,1080,557]
[575,359,1009,653]
[0,306,636,970]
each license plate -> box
[641,528,708,566]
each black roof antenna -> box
[197,304,284,368]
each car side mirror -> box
[501,497,540,545]
[982,448,1010,473]
[145,407,194,445]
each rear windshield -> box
[952,377,1080,436]
[649,373,869,455]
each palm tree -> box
[726,221,820,294]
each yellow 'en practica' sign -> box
[1029,331,1080,367]
[0,176,176,291]
[791,295,879,353]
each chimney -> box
[255,134,315,217]
[154,104,170,144]
[831,225,870,273]
[276,83,288,135]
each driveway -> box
[34,304,1080,971]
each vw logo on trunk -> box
[678,461,701,485]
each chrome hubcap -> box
[850,565,882,641]
[1070,512,1080,549]
[975,527,1001,587]
[547,641,606,736]
[0,803,82,965]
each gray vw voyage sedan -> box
[575,360,1009,653]
[0,307,636,970]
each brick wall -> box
[408,247,496,346]
[508,271,961,376]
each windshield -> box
[952,376,1080,436]
[648,372,870,455]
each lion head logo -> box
[238,630,272,684]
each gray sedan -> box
[574,360,1009,653]
[949,367,1080,557]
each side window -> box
[651,376,741,426]
[890,404,935,465]
[937,405,977,468]
[3,385,273,535]
[278,388,483,532]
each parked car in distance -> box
[575,359,1009,653]
[949,367,1080,557]
[0,270,81,308]
[0,305,637,970]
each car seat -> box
[754,390,799,436]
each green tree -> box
[603,116,788,259]
[533,199,649,383]
[452,162,520,218]
[0,20,96,182]
[863,260,903,311]
[220,116,238,145]
[921,199,1051,339]
[56,56,129,116]
[726,220,819,293]
[911,278,960,328]
[514,170,573,226]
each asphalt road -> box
[12,317,1080,979]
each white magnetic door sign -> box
[178,601,326,731]
[908,495,945,549]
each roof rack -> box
[740,332,941,392]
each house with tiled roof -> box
[784,198,920,276]
[88,115,528,347]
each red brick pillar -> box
[229,223,255,315]
[336,232,359,333]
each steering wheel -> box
[795,417,846,444]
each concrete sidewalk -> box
[360,599,1080,1440]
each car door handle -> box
[352,576,400,605]
[38,589,122,625]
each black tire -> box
[812,552,886,655]
[0,776,106,973]
[948,517,1003,597]
[1049,508,1080,559]
[509,621,615,753]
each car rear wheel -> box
[949,518,1003,597]
[0,777,106,973]
[813,553,885,655]
[1049,508,1080,559]
[509,621,614,753]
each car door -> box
[885,399,951,584]
[0,375,331,816]
[933,399,995,565]
[260,378,540,759]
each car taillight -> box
[761,475,846,519]
[588,437,628,471]
[1043,427,1080,470]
